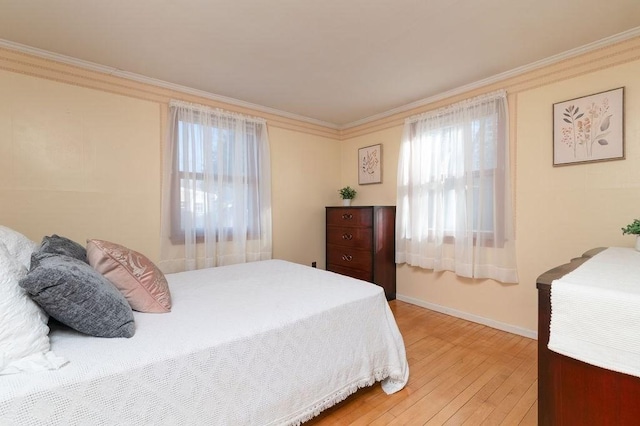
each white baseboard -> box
[395,294,538,340]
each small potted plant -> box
[621,219,640,251]
[339,186,357,206]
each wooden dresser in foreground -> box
[537,247,640,425]
[326,206,396,300]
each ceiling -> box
[1,0,640,128]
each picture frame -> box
[358,144,382,184]
[553,87,624,166]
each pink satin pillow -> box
[87,239,171,313]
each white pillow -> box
[0,241,67,375]
[0,225,38,270]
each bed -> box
[1,259,409,425]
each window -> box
[165,100,272,269]
[172,120,261,241]
[404,113,504,241]
[396,90,517,283]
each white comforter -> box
[0,260,409,425]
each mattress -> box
[0,259,409,425]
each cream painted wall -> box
[0,69,162,260]
[339,126,402,207]
[339,58,640,334]
[269,126,341,269]
[0,69,341,271]
[516,60,640,330]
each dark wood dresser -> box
[537,247,640,425]
[326,206,396,300]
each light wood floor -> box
[307,300,537,425]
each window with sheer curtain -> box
[163,100,272,271]
[396,90,518,283]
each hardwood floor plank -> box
[500,380,538,425]
[441,336,536,425]
[519,400,538,426]
[387,354,492,423]
[306,300,537,426]
[477,354,538,425]
[364,412,397,426]
[425,364,506,425]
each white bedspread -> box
[549,247,640,378]
[0,260,408,425]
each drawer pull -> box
[341,254,353,261]
[342,233,353,240]
[341,213,353,220]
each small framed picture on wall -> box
[358,144,382,184]
[552,87,624,166]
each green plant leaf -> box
[339,186,357,199]
[622,219,640,235]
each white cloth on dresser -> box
[549,247,640,378]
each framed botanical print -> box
[358,144,382,184]
[553,87,624,166]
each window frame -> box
[169,119,260,244]
[405,102,508,248]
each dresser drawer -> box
[326,245,372,271]
[326,227,373,250]
[327,264,372,282]
[325,205,396,301]
[326,208,373,227]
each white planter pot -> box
[636,235,640,252]
[342,199,352,206]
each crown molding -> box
[0,38,340,131]
[2,25,640,133]
[339,26,640,130]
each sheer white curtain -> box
[161,100,272,272]
[396,90,518,283]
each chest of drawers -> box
[325,206,396,300]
